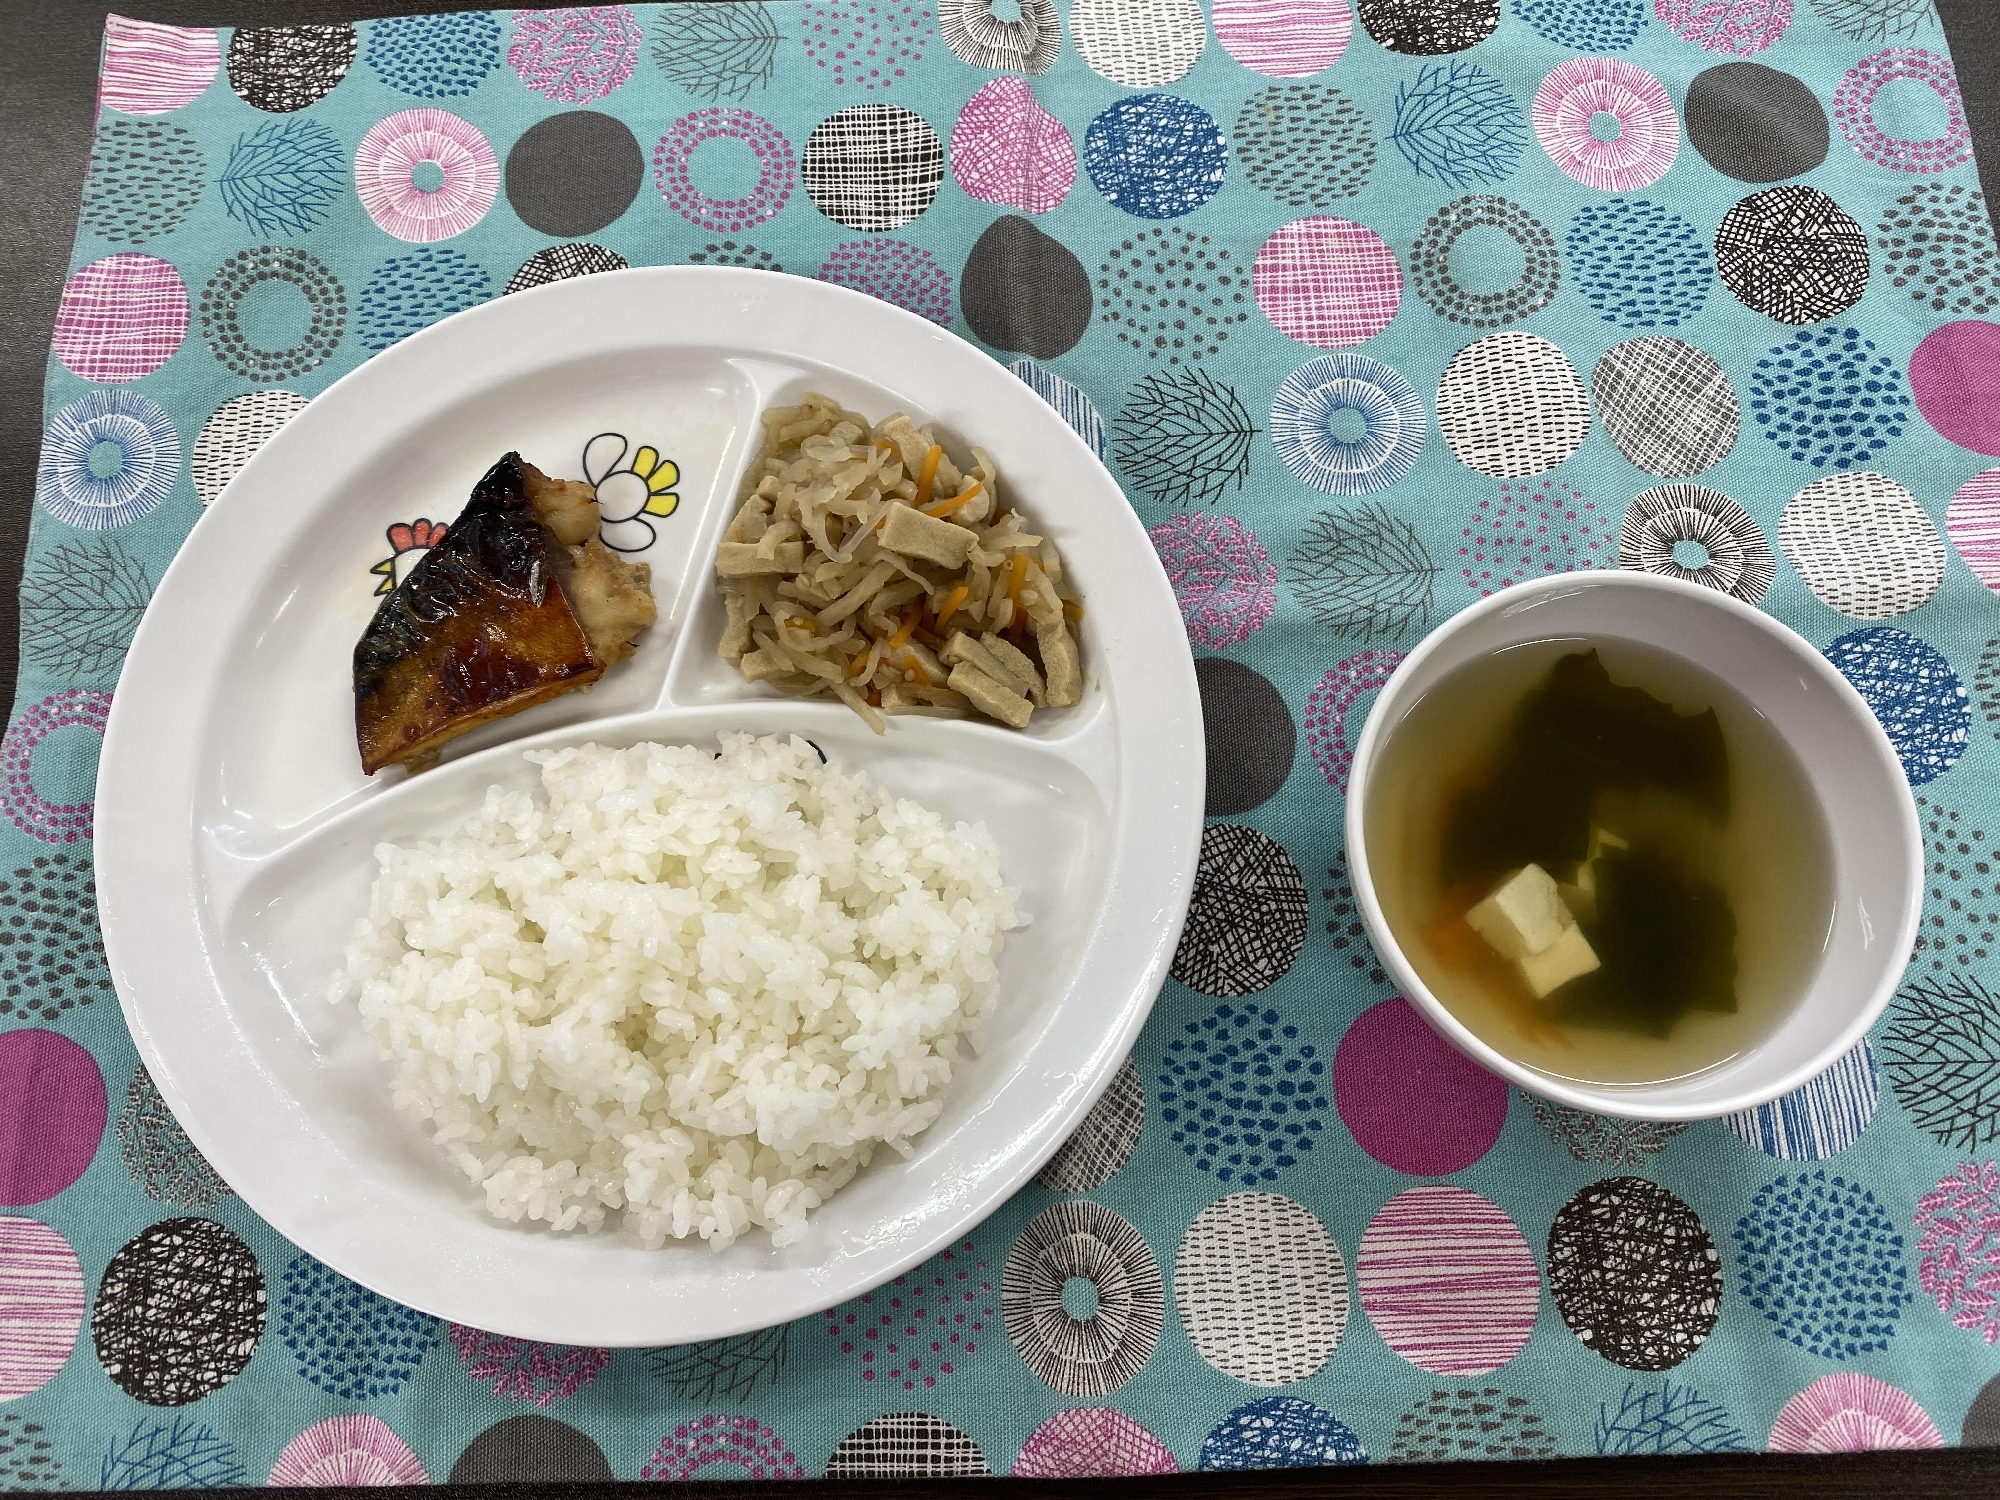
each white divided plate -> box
[95,267,1202,1348]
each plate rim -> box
[93,265,1204,1344]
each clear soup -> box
[1365,636,1836,1088]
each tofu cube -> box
[1518,923,1601,1000]
[1465,864,1571,959]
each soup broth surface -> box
[1366,636,1835,1087]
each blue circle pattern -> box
[218,117,347,237]
[35,390,180,531]
[279,1252,440,1400]
[1390,62,1529,191]
[365,12,502,98]
[1724,1040,1879,1161]
[1270,353,1426,496]
[1157,1001,1327,1184]
[1732,1170,1908,1360]
[1751,326,1911,469]
[357,247,494,353]
[1084,95,1228,221]
[1826,627,1971,788]
[1514,0,1647,50]
[1201,1397,1368,1470]
[1011,358,1107,460]
[1566,201,1711,329]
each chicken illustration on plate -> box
[352,452,657,774]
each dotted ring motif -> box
[3,691,113,844]
[1410,194,1558,328]
[653,109,795,233]
[1835,48,1971,173]
[198,246,347,382]
[1003,1200,1164,1398]
[1620,484,1775,605]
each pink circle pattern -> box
[951,79,1076,215]
[0,1030,106,1207]
[799,0,932,90]
[508,6,642,103]
[2,690,112,844]
[1304,651,1402,795]
[1014,1408,1179,1477]
[1768,1374,1943,1453]
[818,239,953,325]
[1334,999,1509,1176]
[51,254,188,383]
[1211,0,1353,79]
[269,1417,429,1487]
[1913,1160,2000,1345]
[1254,216,1402,350]
[99,17,219,115]
[448,1323,612,1406]
[1948,468,2000,592]
[1834,48,1972,174]
[653,110,796,232]
[354,109,499,243]
[1147,512,1278,651]
[1356,1185,1542,1376]
[1653,0,1792,56]
[823,1237,993,1390]
[642,1415,804,1480]
[0,1217,86,1400]
[1533,57,1680,193]
[1461,480,1605,597]
[1909,320,2000,457]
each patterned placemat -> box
[8,2,2000,1486]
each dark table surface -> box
[5,3,2000,1496]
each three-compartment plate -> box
[94,268,1203,1347]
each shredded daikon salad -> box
[715,391,1086,731]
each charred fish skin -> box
[353,453,601,775]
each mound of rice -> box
[334,732,1021,1248]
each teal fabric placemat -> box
[8,1,2000,1484]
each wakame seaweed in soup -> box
[1367,640,1835,1087]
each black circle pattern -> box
[1684,63,1829,184]
[1197,658,1295,817]
[802,105,944,232]
[1548,1177,1722,1371]
[116,1065,232,1210]
[505,243,631,295]
[1036,1057,1145,1191]
[92,1217,266,1406]
[449,1416,616,1484]
[1003,1200,1164,1398]
[688,240,785,272]
[1391,1388,1555,1461]
[505,111,645,237]
[80,120,206,244]
[1619,484,1775,604]
[0,852,113,1021]
[1978,638,2000,743]
[1171,825,1310,997]
[1714,186,1870,326]
[1235,85,1376,208]
[0,1413,62,1491]
[1322,851,1389,987]
[1357,0,1500,55]
[1878,182,2000,318]
[1098,228,1252,365]
[199,246,347,382]
[826,1415,989,1478]
[226,24,357,112]
[1410,194,1558,328]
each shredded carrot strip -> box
[866,687,882,708]
[888,603,921,650]
[914,445,943,509]
[1006,552,1029,602]
[1062,600,1085,622]
[846,648,873,679]
[922,480,982,518]
[934,582,970,631]
[904,655,932,688]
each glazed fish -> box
[353,452,657,774]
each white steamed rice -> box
[334,732,1021,1249]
